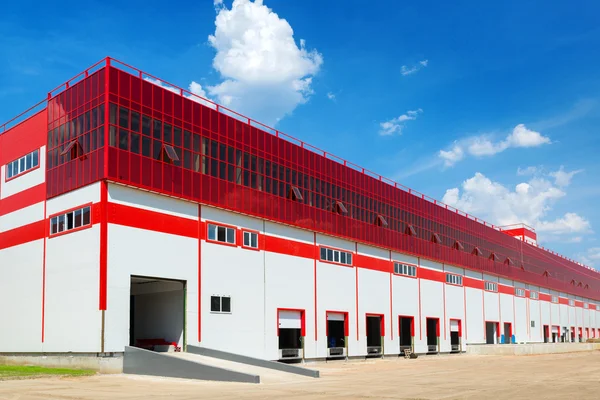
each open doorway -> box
[485,321,498,344]
[326,311,348,358]
[426,318,439,353]
[578,327,583,342]
[366,314,383,356]
[552,326,559,343]
[571,327,575,342]
[129,276,186,352]
[543,325,549,343]
[399,316,414,353]
[503,323,512,344]
[278,309,304,360]
[450,319,461,352]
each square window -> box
[221,296,231,313]
[210,296,221,312]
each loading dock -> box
[578,327,583,342]
[485,321,499,344]
[399,316,414,353]
[366,314,384,356]
[449,319,461,352]
[426,318,439,353]
[129,276,186,352]
[277,309,305,361]
[543,325,549,343]
[561,326,568,343]
[552,326,559,343]
[502,323,512,344]
[326,311,348,358]
[571,327,575,342]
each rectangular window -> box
[530,291,539,300]
[207,223,236,245]
[515,288,525,297]
[446,273,463,286]
[551,295,559,304]
[569,299,575,306]
[485,282,498,292]
[319,246,352,266]
[49,205,92,237]
[6,149,40,180]
[210,295,231,313]
[243,231,258,249]
[531,321,535,328]
[394,262,417,277]
[584,303,589,309]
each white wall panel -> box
[44,226,101,352]
[46,182,100,215]
[392,274,419,349]
[0,202,44,233]
[500,294,514,341]
[484,291,499,323]
[465,287,484,344]
[514,297,528,343]
[419,272,443,354]
[443,283,465,352]
[0,240,44,352]
[357,268,391,355]
[109,183,198,220]
[529,299,542,342]
[1,146,45,200]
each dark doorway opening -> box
[399,316,413,353]
[486,322,497,344]
[278,310,303,360]
[366,315,383,356]
[426,318,439,353]
[450,319,461,352]
[543,325,549,343]
[129,276,186,352]
[327,312,347,358]
[503,323,512,344]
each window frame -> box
[319,245,353,267]
[445,273,463,286]
[529,291,539,300]
[484,281,498,293]
[515,288,526,297]
[206,221,237,247]
[5,149,40,182]
[210,295,232,314]
[393,262,418,278]
[551,295,559,304]
[48,203,93,238]
[242,229,260,250]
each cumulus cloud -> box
[145,77,215,109]
[327,92,335,101]
[379,109,423,136]
[401,60,428,76]
[442,170,591,240]
[206,0,323,125]
[550,165,584,187]
[439,124,551,167]
[517,166,540,176]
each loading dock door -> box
[399,317,414,353]
[450,320,460,352]
[278,310,303,360]
[327,312,347,357]
[486,322,496,344]
[552,326,559,343]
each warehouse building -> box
[1,58,599,363]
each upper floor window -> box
[320,247,352,266]
[242,230,258,249]
[50,205,91,236]
[551,295,559,304]
[207,223,235,245]
[584,303,589,309]
[394,262,417,277]
[569,299,575,306]
[6,149,39,180]
[530,291,539,300]
[484,281,498,292]
[515,288,525,297]
[446,273,463,286]
[210,295,231,313]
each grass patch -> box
[0,365,95,380]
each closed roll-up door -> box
[450,320,459,332]
[327,312,345,321]
[279,310,302,329]
[552,326,559,333]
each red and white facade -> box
[1,58,600,360]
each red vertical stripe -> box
[313,233,317,341]
[99,181,108,310]
[198,205,202,342]
[41,198,47,342]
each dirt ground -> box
[1,351,599,400]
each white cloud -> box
[579,248,600,268]
[439,144,464,167]
[550,165,584,187]
[439,124,551,167]
[206,0,323,125]
[379,109,423,136]
[517,166,540,176]
[327,92,335,101]
[401,60,428,76]
[442,172,592,239]
[145,77,216,109]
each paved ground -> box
[1,351,599,400]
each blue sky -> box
[1,0,600,265]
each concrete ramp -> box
[123,346,259,383]
[187,345,320,378]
